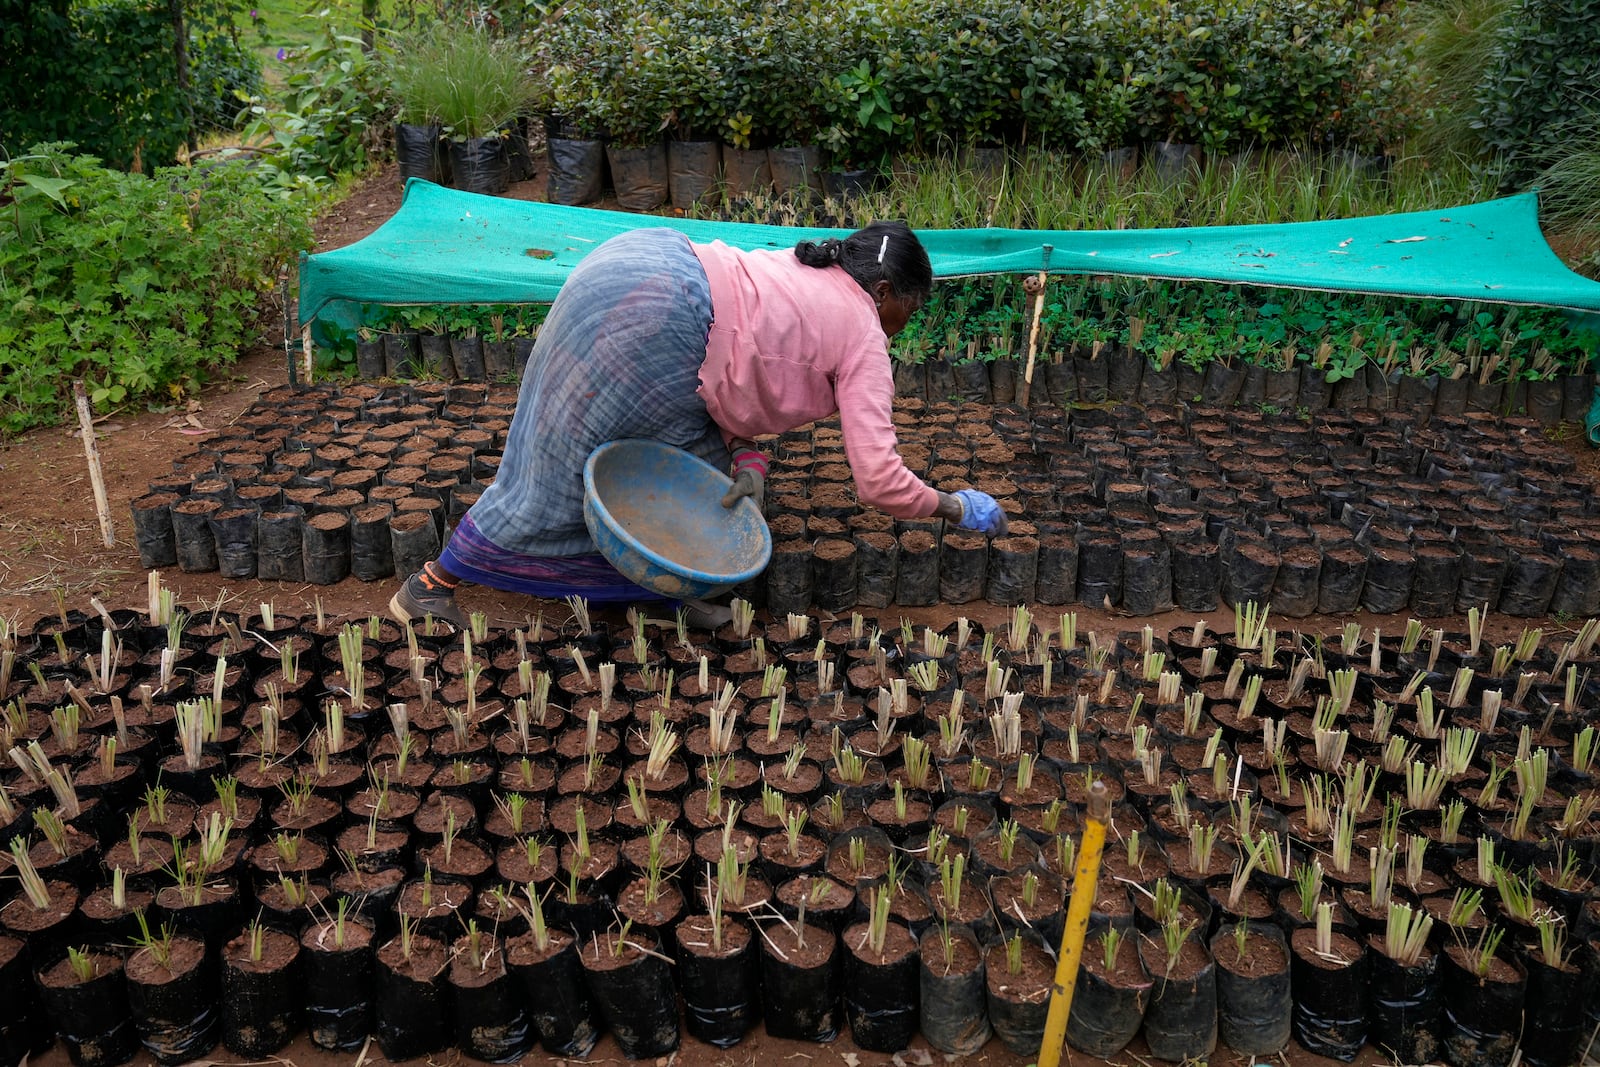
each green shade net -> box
[297,179,1600,441]
[298,180,1600,327]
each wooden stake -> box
[302,323,315,384]
[1018,276,1049,409]
[71,380,116,548]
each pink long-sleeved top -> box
[692,239,939,519]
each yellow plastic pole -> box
[1036,780,1112,1067]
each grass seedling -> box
[644,716,680,783]
[760,784,786,822]
[1313,722,1348,773]
[1448,887,1483,927]
[960,758,985,793]
[1341,759,1379,815]
[1234,601,1271,651]
[131,912,175,970]
[8,834,51,909]
[1101,926,1123,972]
[1415,687,1441,740]
[1226,832,1269,910]
[1440,727,1479,778]
[173,700,206,772]
[1294,858,1325,921]
[1381,735,1417,775]
[1384,902,1432,964]
[1160,914,1195,974]
[274,831,303,868]
[903,657,939,694]
[1405,834,1428,889]
[1406,761,1448,810]
[1020,869,1040,909]
[1534,911,1568,968]
[1223,659,1246,702]
[1466,924,1506,978]
[1568,729,1593,780]
[1188,822,1218,876]
[716,844,750,909]
[1492,865,1538,923]
[523,835,546,873]
[1206,746,1231,796]
[1440,799,1467,845]
[726,598,754,639]
[1314,900,1335,957]
[1556,793,1600,838]
[65,945,96,983]
[569,802,593,866]
[1370,843,1397,908]
[994,819,1026,866]
[1150,877,1182,925]
[1370,699,1394,744]
[1514,747,1549,805]
[834,744,866,786]
[246,918,267,962]
[1398,669,1427,706]
[1142,648,1165,683]
[1003,931,1027,976]
[397,913,419,961]
[34,808,70,858]
[336,624,366,711]
[1014,752,1036,795]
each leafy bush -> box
[188,26,266,132]
[0,0,189,171]
[524,0,1415,167]
[893,272,1598,385]
[0,0,266,170]
[238,25,389,195]
[0,144,312,435]
[1470,0,1600,182]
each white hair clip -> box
[877,235,889,264]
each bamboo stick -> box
[1018,244,1053,408]
[71,380,116,548]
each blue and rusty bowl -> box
[583,439,772,600]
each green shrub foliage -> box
[890,273,1599,386]
[527,0,1410,162]
[188,26,266,132]
[1470,0,1600,181]
[239,25,389,196]
[0,0,264,170]
[0,144,313,435]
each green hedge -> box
[892,274,1599,387]
[529,0,1410,161]
[1471,0,1600,182]
[0,0,261,172]
[0,144,312,435]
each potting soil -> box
[10,590,1600,1065]
[133,381,1600,622]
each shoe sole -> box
[389,589,468,631]
[387,591,419,631]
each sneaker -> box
[389,571,470,631]
[681,597,733,630]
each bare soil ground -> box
[5,159,1595,1067]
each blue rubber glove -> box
[952,489,1008,536]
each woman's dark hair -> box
[794,220,932,305]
